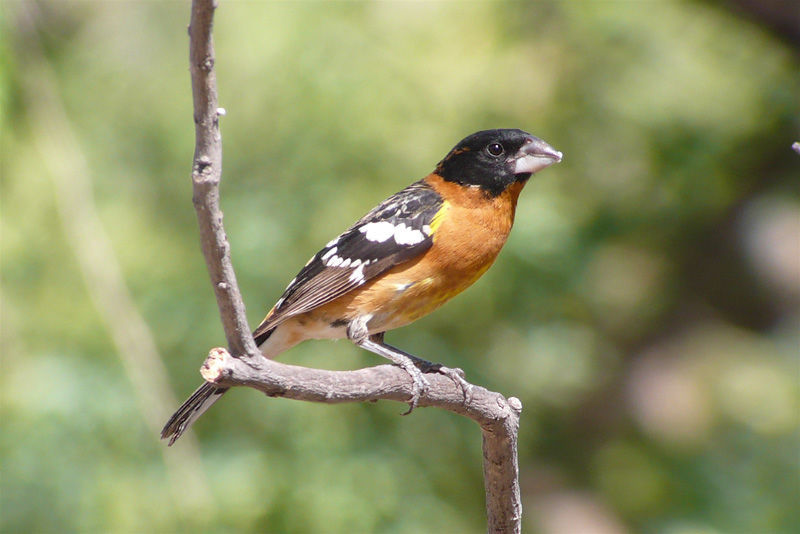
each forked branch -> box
[185,1,522,531]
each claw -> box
[436,365,474,403]
[398,359,430,415]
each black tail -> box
[161,382,229,446]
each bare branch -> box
[482,398,523,533]
[188,0,257,357]
[200,348,518,424]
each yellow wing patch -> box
[428,200,450,241]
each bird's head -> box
[435,129,562,197]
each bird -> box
[161,128,562,445]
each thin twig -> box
[187,1,522,531]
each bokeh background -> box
[2,1,798,533]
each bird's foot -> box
[402,356,474,409]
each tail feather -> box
[161,382,228,446]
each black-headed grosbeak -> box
[162,129,562,445]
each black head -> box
[435,129,562,196]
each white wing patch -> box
[393,223,426,245]
[360,221,396,242]
[360,220,426,246]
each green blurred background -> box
[2,1,798,533]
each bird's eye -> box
[486,143,504,157]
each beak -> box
[512,136,563,175]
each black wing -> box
[253,180,443,341]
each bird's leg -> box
[368,331,441,372]
[348,322,430,414]
[348,319,471,414]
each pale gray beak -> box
[512,136,563,175]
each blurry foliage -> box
[2,1,799,533]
